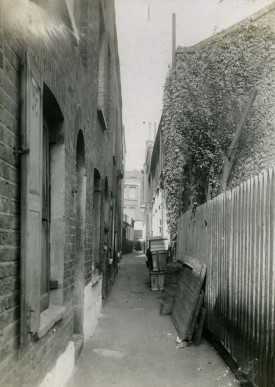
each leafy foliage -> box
[162,19,275,241]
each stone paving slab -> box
[67,252,239,387]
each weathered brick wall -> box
[0,0,123,385]
[4,308,73,386]
[0,1,22,382]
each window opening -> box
[129,187,136,199]
[93,169,101,272]
[41,122,50,312]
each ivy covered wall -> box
[162,5,275,240]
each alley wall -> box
[0,0,124,385]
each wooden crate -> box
[149,238,169,252]
[158,271,165,290]
[152,251,167,271]
[150,271,165,291]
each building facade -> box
[123,170,143,240]
[141,122,169,249]
[0,0,124,386]
[122,214,134,254]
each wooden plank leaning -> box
[193,308,207,346]
[172,256,206,345]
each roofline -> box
[177,1,275,53]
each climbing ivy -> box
[162,19,275,241]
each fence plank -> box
[257,173,264,386]
[225,190,232,350]
[233,186,240,361]
[252,176,260,372]
[240,182,246,368]
[262,170,269,387]
[244,178,251,370]
[269,168,275,386]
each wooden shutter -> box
[20,52,43,343]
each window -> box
[129,187,136,199]
[78,0,89,68]
[97,5,111,132]
[20,52,65,344]
[104,178,109,224]
[93,169,101,270]
[41,122,50,312]
[106,47,111,127]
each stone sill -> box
[37,305,66,339]
[97,108,107,131]
[92,275,102,287]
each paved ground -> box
[67,252,239,387]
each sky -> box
[115,0,274,171]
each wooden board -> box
[150,271,165,291]
[193,307,206,346]
[188,290,204,342]
[160,262,183,316]
[172,257,206,343]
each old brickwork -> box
[0,0,124,385]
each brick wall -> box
[0,0,123,385]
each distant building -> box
[122,214,135,254]
[141,140,154,246]
[141,119,170,248]
[123,170,143,240]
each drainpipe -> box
[172,13,176,67]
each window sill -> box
[97,109,107,131]
[37,305,66,339]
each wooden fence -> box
[177,166,275,387]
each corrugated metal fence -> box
[177,167,275,387]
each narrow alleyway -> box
[67,252,239,387]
